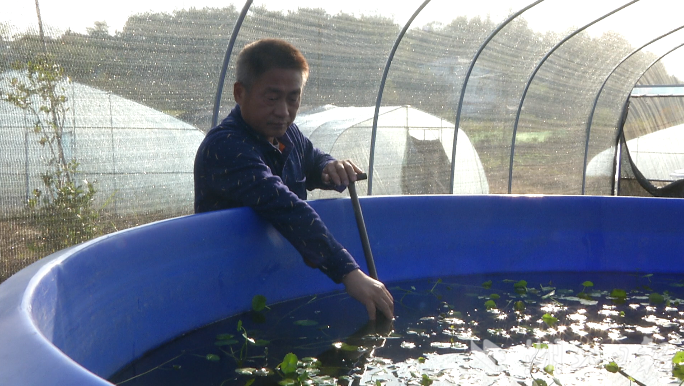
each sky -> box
[5,0,523,36]
[0,0,650,36]
[3,0,684,78]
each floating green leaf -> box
[544,364,555,375]
[604,361,620,373]
[278,379,296,386]
[514,300,526,311]
[673,351,684,364]
[278,353,298,375]
[533,343,549,349]
[420,374,433,386]
[514,280,528,294]
[294,319,318,326]
[205,354,220,362]
[484,300,497,310]
[514,280,528,288]
[542,313,558,327]
[482,280,493,289]
[532,379,547,386]
[649,292,665,304]
[418,356,426,363]
[611,289,627,298]
[339,342,358,352]
[673,364,684,381]
[252,295,267,312]
[578,292,592,300]
[489,293,500,300]
[582,281,594,288]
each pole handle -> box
[348,173,377,280]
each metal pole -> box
[508,0,640,193]
[34,0,48,54]
[368,0,431,195]
[451,0,545,193]
[348,173,377,280]
[212,0,253,128]
[581,25,684,194]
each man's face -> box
[234,67,303,143]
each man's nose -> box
[273,100,289,117]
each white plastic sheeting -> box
[586,124,684,182]
[0,71,205,215]
[296,105,489,198]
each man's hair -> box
[235,39,309,90]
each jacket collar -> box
[227,104,292,154]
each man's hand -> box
[322,160,363,188]
[342,269,394,320]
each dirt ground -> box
[0,210,188,283]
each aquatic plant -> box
[1,54,102,253]
[111,273,684,386]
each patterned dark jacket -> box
[194,104,359,283]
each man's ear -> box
[233,82,245,104]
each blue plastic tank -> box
[0,195,682,384]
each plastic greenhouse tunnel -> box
[0,1,683,385]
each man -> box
[194,38,393,320]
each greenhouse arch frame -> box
[2,0,684,281]
[210,0,684,196]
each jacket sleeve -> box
[292,127,347,193]
[199,132,359,283]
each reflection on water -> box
[110,272,684,386]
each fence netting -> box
[1,0,683,281]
